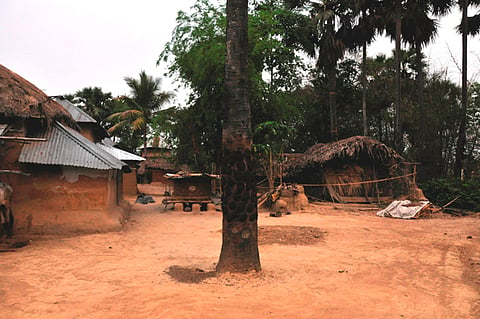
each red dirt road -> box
[1,186,479,319]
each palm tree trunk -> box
[362,41,368,136]
[217,0,261,273]
[394,0,402,152]
[328,66,338,141]
[455,0,468,178]
[415,40,427,163]
[415,41,424,129]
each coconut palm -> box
[107,71,173,154]
[216,0,261,273]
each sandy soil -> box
[1,184,479,319]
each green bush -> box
[420,178,480,212]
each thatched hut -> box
[285,136,420,203]
[0,65,76,127]
[0,64,129,234]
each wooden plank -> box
[0,170,30,176]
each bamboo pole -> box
[0,136,47,141]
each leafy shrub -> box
[420,178,480,211]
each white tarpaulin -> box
[377,200,430,219]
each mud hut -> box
[96,139,145,195]
[285,136,421,203]
[0,65,76,128]
[57,98,145,196]
[138,147,178,184]
[0,64,129,234]
[55,98,108,143]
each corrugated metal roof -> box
[56,99,97,123]
[19,122,126,170]
[96,142,145,162]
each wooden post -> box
[413,164,417,185]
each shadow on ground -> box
[165,265,217,283]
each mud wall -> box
[123,169,138,196]
[3,165,124,235]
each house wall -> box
[2,165,126,235]
[123,169,138,196]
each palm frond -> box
[106,109,142,122]
[107,120,130,134]
[131,117,146,131]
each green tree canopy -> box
[158,0,308,170]
[64,86,114,124]
[107,71,173,153]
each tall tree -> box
[65,86,114,124]
[313,0,348,141]
[394,0,403,151]
[375,0,408,150]
[399,1,453,170]
[455,0,480,177]
[217,0,261,273]
[285,0,353,141]
[341,0,382,136]
[107,71,173,154]
[159,0,307,169]
[379,0,452,151]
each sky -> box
[1,0,479,106]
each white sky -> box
[1,0,479,105]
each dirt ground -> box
[1,184,479,319]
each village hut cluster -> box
[0,63,428,237]
[0,64,143,235]
[257,136,425,216]
[137,145,178,185]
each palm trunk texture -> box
[394,0,402,152]
[362,42,368,136]
[217,0,261,273]
[328,67,338,141]
[455,0,468,178]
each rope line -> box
[301,172,416,187]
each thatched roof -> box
[287,136,403,171]
[0,64,75,126]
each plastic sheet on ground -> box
[135,194,155,205]
[377,200,430,219]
